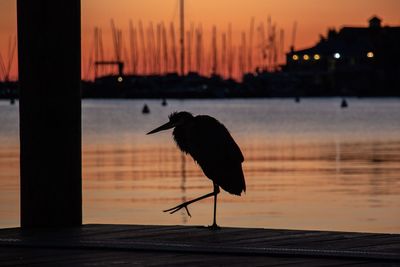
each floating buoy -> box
[341,99,348,108]
[162,98,167,106]
[142,104,150,114]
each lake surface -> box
[1,98,400,233]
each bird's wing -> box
[188,115,244,164]
[186,115,246,195]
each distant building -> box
[284,16,400,96]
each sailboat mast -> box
[180,0,185,75]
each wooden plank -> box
[1,235,398,261]
[232,231,333,246]
[360,243,400,253]
[89,225,197,240]
[0,247,373,267]
[123,227,255,243]
[291,234,400,251]
[261,233,386,247]
[0,224,399,265]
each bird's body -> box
[147,111,246,229]
[172,114,245,195]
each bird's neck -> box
[173,124,190,154]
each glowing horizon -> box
[1,0,399,80]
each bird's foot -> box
[163,191,217,217]
[163,203,192,217]
[208,223,221,231]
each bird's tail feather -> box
[217,164,246,196]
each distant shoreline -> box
[1,76,399,99]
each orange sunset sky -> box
[1,0,400,80]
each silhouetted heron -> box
[147,111,246,229]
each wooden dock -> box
[0,224,399,266]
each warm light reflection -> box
[81,138,400,231]
[1,99,400,232]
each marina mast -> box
[180,0,185,75]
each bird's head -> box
[147,111,193,135]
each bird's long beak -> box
[147,121,175,135]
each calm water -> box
[1,98,400,233]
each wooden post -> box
[17,0,82,227]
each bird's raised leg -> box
[163,192,214,216]
[163,184,220,221]
[209,183,221,230]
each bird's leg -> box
[163,191,215,216]
[209,183,221,230]
[163,185,220,217]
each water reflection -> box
[1,99,400,233]
[81,138,400,233]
